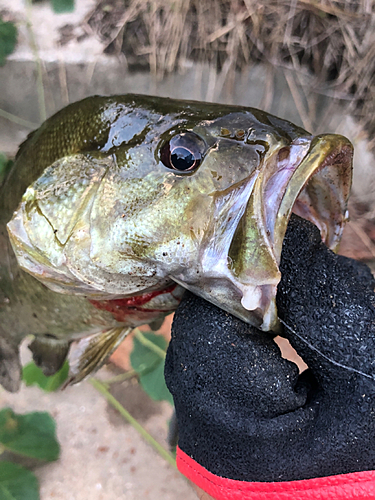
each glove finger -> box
[165,291,315,481]
[277,215,375,384]
[166,290,308,420]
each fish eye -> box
[160,132,206,172]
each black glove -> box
[165,215,375,500]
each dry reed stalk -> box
[83,1,374,126]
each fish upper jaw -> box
[274,135,353,257]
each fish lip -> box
[263,134,352,329]
[274,134,353,258]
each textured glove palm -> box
[165,215,375,499]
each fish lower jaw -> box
[238,282,279,331]
[171,261,279,331]
[204,257,280,313]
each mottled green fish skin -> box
[0,95,353,391]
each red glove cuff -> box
[177,447,375,500]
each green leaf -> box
[0,408,60,462]
[130,333,172,404]
[50,0,75,13]
[139,361,173,405]
[0,19,17,66]
[130,333,167,374]
[22,361,69,392]
[0,152,8,172]
[0,462,39,500]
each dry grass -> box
[83,1,375,131]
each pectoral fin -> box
[29,335,70,376]
[67,327,132,385]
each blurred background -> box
[1,1,375,498]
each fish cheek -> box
[153,176,215,266]
[89,169,171,274]
[199,140,264,190]
[90,162,214,278]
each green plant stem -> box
[134,329,166,359]
[0,444,5,455]
[90,378,176,469]
[0,109,38,129]
[104,369,137,385]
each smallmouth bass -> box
[1,95,352,391]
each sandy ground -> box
[0,364,197,500]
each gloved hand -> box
[165,215,375,500]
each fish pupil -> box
[170,147,196,170]
[160,131,206,173]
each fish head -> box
[7,95,353,331]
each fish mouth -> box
[173,134,352,332]
[233,133,352,330]
[273,134,353,257]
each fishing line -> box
[279,318,375,382]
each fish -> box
[1,94,352,392]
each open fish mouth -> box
[171,133,353,331]
[263,134,352,328]
[273,134,352,255]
